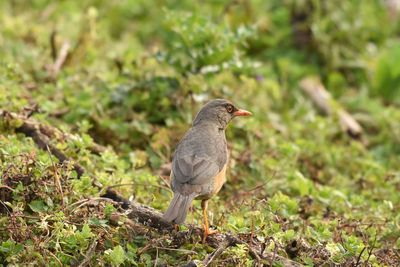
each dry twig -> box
[202,237,232,267]
[48,250,62,267]
[299,76,363,138]
[49,41,70,81]
[71,197,119,213]
[107,182,172,193]
[50,29,57,61]
[241,218,256,267]
[355,246,366,266]
[78,241,98,267]
[46,145,65,206]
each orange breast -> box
[212,163,227,196]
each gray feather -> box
[163,193,196,224]
[173,155,220,186]
[172,124,227,188]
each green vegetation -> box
[1,0,400,266]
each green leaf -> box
[104,202,116,217]
[308,226,318,238]
[304,258,314,266]
[273,261,284,267]
[29,200,47,213]
[269,198,279,213]
[337,243,346,254]
[80,224,94,239]
[46,197,54,208]
[89,218,108,227]
[106,245,126,266]
[295,171,309,196]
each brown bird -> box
[163,99,252,243]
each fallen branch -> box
[1,109,125,208]
[1,108,302,266]
[49,40,70,81]
[1,109,107,155]
[299,76,363,138]
[124,201,302,266]
[107,182,172,193]
[109,212,148,236]
[11,113,89,177]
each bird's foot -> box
[202,223,218,244]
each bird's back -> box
[170,123,227,196]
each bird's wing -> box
[172,154,220,186]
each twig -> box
[299,76,363,138]
[50,29,57,61]
[355,246,366,266]
[366,233,377,264]
[49,40,70,81]
[70,198,92,207]
[43,223,64,246]
[158,174,172,190]
[70,197,118,207]
[202,238,231,267]
[176,240,199,265]
[241,218,255,267]
[78,240,98,267]
[71,197,119,213]
[48,250,62,267]
[109,212,148,235]
[137,236,170,255]
[49,107,70,118]
[270,238,278,267]
[23,104,39,118]
[151,145,169,163]
[107,183,172,193]
[153,248,159,267]
[248,245,262,265]
[0,186,15,192]
[46,145,64,206]
[154,247,197,254]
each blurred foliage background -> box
[1,0,400,266]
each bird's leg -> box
[201,200,218,244]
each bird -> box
[162,99,252,243]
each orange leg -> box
[201,200,218,244]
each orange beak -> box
[233,109,252,116]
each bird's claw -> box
[202,223,218,244]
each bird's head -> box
[193,99,252,129]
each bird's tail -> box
[163,193,196,224]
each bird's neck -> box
[193,120,226,132]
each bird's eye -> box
[226,104,234,113]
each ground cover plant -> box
[0,0,400,266]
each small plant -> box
[159,9,258,74]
